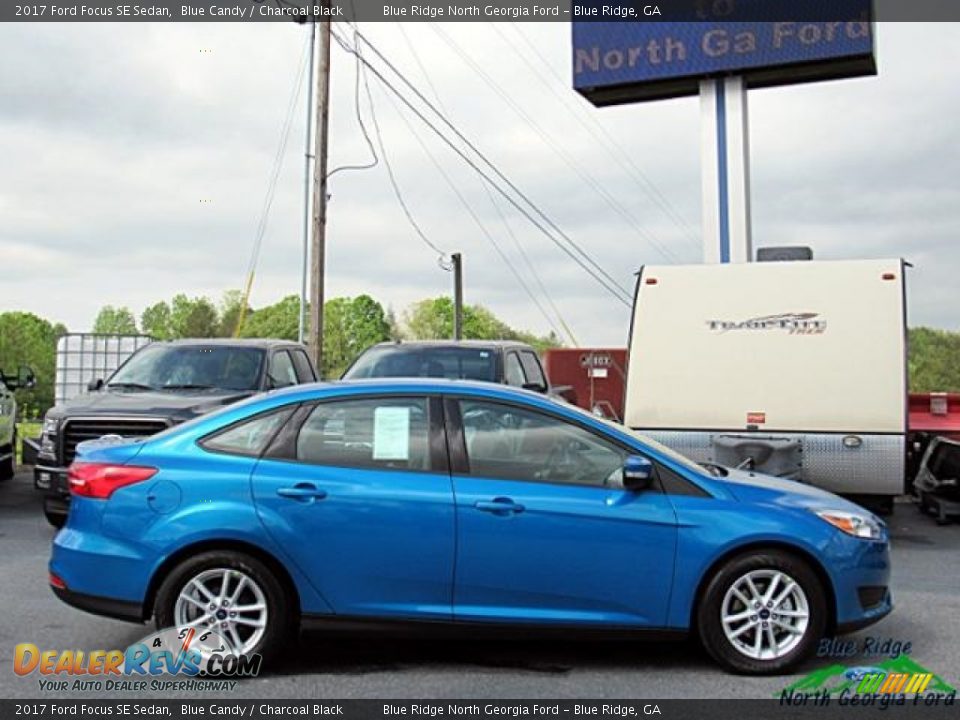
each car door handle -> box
[474,498,525,515]
[276,483,328,502]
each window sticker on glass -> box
[373,406,411,460]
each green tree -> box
[0,312,64,416]
[140,301,173,340]
[240,295,301,342]
[403,297,561,352]
[909,326,960,392]
[217,290,251,338]
[169,294,219,338]
[323,295,392,378]
[92,305,138,335]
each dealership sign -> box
[573,0,876,105]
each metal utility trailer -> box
[54,333,153,405]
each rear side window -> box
[291,349,317,382]
[202,408,294,457]
[296,397,430,471]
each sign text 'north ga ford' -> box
[572,0,876,105]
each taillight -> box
[67,462,158,499]
[49,572,66,589]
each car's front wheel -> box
[697,550,827,674]
[154,550,295,665]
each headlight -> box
[43,416,59,436]
[815,509,883,540]
[40,415,60,455]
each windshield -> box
[108,345,265,392]
[344,346,498,382]
[555,398,708,477]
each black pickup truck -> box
[35,338,318,527]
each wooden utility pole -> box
[308,16,332,374]
[452,253,463,340]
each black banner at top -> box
[2,0,960,22]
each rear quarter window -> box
[201,408,294,457]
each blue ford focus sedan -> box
[50,380,891,674]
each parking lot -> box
[2,470,958,700]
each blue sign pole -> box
[700,75,752,263]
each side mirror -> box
[522,382,547,394]
[622,455,655,491]
[18,366,36,389]
[87,378,104,392]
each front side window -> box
[268,351,298,388]
[504,353,527,387]
[519,351,546,389]
[291,349,317,382]
[296,397,430,471]
[458,399,628,487]
[202,407,294,457]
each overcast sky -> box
[1,22,958,346]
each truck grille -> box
[60,418,169,465]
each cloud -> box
[1,21,958,346]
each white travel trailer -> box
[624,258,908,509]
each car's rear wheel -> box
[697,550,827,674]
[154,550,294,665]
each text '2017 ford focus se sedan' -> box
[49,380,891,674]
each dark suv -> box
[35,338,317,526]
[342,340,552,393]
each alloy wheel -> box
[173,567,268,656]
[720,568,810,661]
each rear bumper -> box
[50,502,154,616]
[51,584,144,623]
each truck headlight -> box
[40,416,60,455]
[43,417,59,436]
[815,510,883,540]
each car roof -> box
[155,338,304,349]
[266,377,542,402]
[367,340,533,350]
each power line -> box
[327,23,378,180]
[394,24,579,345]
[340,27,633,305]
[356,37,448,266]
[346,24,631,301]
[380,77,567,341]
[236,32,310,336]
[503,22,701,255]
[430,23,681,264]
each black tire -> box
[154,550,295,666]
[697,550,827,675]
[43,497,67,528]
[0,448,13,481]
[0,429,15,480]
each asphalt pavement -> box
[2,470,958,700]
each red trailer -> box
[909,392,960,441]
[543,348,627,421]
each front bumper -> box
[827,530,894,634]
[34,463,70,498]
